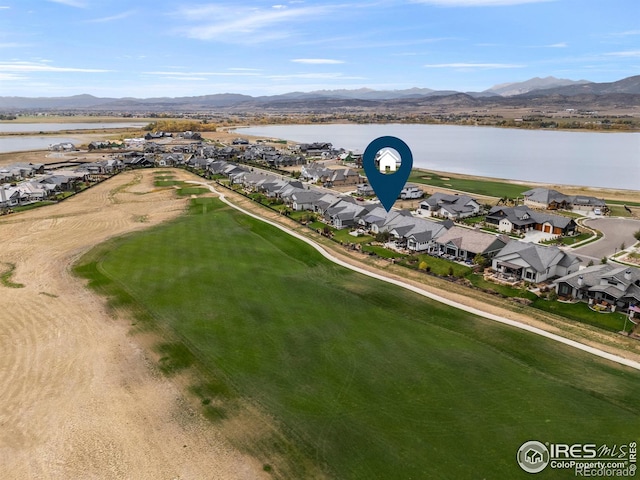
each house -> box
[232,138,249,145]
[554,264,640,309]
[485,206,577,236]
[0,186,23,208]
[388,216,449,252]
[290,190,323,211]
[491,241,581,283]
[435,226,509,261]
[378,150,398,173]
[300,163,333,183]
[180,131,202,140]
[49,142,76,152]
[399,186,423,200]
[324,198,366,229]
[298,142,333,156]
[522,188,605,211]
[419,193,481,220]
[328,168,361,186]
[356,184,375,196]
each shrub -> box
[419,261,428,271]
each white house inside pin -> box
[378,149,399,174]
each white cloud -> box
[267,72,365,80]
[423,62,525,68]
[87,10,136,23]
[0,6,10,9]
[547,42,567,48]
[412,0,553,5]
[609,30,640,37]
[0,73,26,80]
[291,58,345,64]
[47,0,87,7]
[175,4,335,43]
[143,71,260,77]
[0,61,110,73]
[604,50,640,58]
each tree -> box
[375,231,391,243]
[601,256,608,264]
[473,253,487,268]
[587,259,594,267]
[547,290,558,302]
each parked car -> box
[594,208,602,215]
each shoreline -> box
[225,127,640,202]
[2,127,638,204]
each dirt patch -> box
[0,169,266,479]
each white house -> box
[491,241,581,283]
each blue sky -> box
[0,0,638,97]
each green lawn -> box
[408,254,472,277]
[332,228,374,244]
[11,200,57,212]
[532,298,631,332]
[177,187,209,196]
[409,171,529,199]
[75,197,640,479]
[541,232,593,246]
[361,244,407,259]
[467,274,537,300]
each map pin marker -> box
[362,136,413,212]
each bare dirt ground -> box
[0,169,265,479]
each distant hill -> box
[519,75,640,97]
[0,75,638,113]
[486,76,591,96]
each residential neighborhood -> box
[3,131,639,331]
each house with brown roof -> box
[435,226,509,261]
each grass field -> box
[409,171,528,199]
[75,197,640,479]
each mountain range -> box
[0,75,638,113]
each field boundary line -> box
[188,180,640,372]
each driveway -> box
[573,217,640,262]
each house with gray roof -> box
[522,187,605,211]
[324,198,367,229]
[388,216,450,252]
[436,226,509,261]
[290,190,323,211]
[486,205,577,236]
[554,264,640,309]
[491,241,581,283]
[419,193,481,220]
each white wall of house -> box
[499,218,513,233]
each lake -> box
[0,136,82,154]
[236,124,640,190]
[0,122,146,133]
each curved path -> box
[191,181,640,372]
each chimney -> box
[625,270,632,281]
[577,275,584,286]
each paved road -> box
[189,180,640,372]
[574,217,640,262]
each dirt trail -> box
[0,170,265,479]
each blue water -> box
[237,124,640,190]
